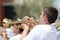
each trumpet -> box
[2,17,39,29]
[2,18,24,28]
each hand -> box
[1,31,7,40]
[20,23,30,40]
[21,24,29,30]
[23,16,30,23]
[2,31,6,38]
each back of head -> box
[43,7,58,24]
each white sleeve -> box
[23,30,36,40]
[23,25,57,40]
[23,26,40,40]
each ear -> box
[43,14,48,21]
[43,13,47,18]
[45,15,47,18]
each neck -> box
[40,20,50,25]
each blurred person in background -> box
[9,26,23,40]
[2,26,23,40]
[0,27,3,40]
[2,18,14,39]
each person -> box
[20,7,58,40]
[0,27,3,40]
[9,26,23,40]
[6,26,14,38]
[2,18,14,39]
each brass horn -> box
[2,17,39,29]
[3,18,23,28]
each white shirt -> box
[57,31,60,40]
[24,25,57,40]
[6,27,14,38]
[9,34,21,40]
[0,36,2,40]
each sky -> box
[53,0,60,9]
[53,0,60,16]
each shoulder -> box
[34,25,56,30]
[31,25,56,35]
[9,36,16,40]
[32,25,52,31]
[9,34,21,40]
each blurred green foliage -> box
[53,22,60,31]
[14,0,53,19]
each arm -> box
[20,24,29,40]
[20,24,38,40]
[2,31,6,40]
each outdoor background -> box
[0,0,60,27]
[1,0,60,19]
[13,0,60,19]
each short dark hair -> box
[19,28,23,34]
[43,7,58,24]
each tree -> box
[14,0,53,19]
